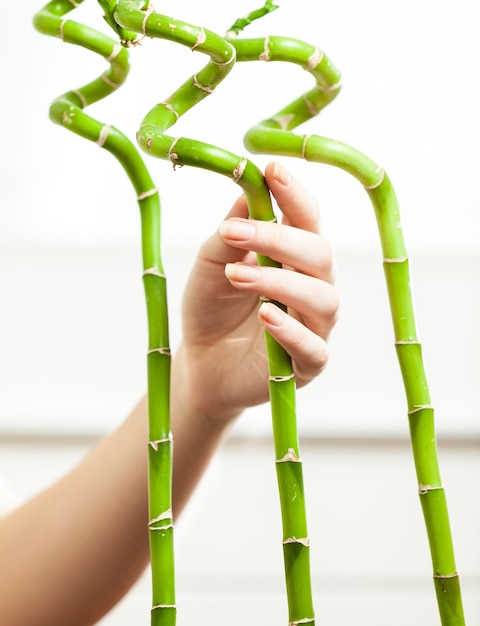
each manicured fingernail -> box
[258,302,286,327]
[225,263,261,283]
[219,219,255,242]
[272,162,291,187]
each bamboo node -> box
[276,448,301,463]
[149,523,174,532]
[283,536,310,547]
[72,89,88,109]
[162,102,180,120]
[269,373,296,383]
[302,135,312,159]
[232,157,247,183]
[408,404,434,415]
[395,340,420,345]
[433,572,458,579]
[58,20,66,41]
[289,618,315,625]
[212,47,237,67]
[193,74,214,94]
[307,47,324,70]
[137,187,158,201]
[272,113,295,130]
[105,43,123,63]
[364,168,385,190]
[141,4,154,36]
[151,604,177,611]
[419,483,444,495]
[150,509,172,522]
[304,94,320,118]
[149,437,173,452]
[143,267,166,278]
[259,36,271,61]
[149,510,173,530]
[317,81,342,93]
[383,257,408,264]
[97,125,111,147]
[168,137,181,166]
[101,72,122,90]
[147,347,171,357]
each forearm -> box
[0,352,234,625]
[0,399,150,625]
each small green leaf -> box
[97,0,139,45]
[227,0,280,36]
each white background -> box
[1,0,479,437]
[1,3,479,624]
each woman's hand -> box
[175,161,339,422]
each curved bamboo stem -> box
[233,35,465,626]
[114,3,318,624]
[33,3,175,624]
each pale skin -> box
[0,162,338,625]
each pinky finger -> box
[258,302,329,386]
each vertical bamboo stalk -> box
[114,5,318,621]
[239,33,465,621]
[33,3,175,623]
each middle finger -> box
[219,217,335,284]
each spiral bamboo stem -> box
[33,2,175,624]
[113,3,324,623]
[235,34,465,626]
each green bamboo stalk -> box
[33,3,175,624]
[234,35,465,626]
[113,3,320,622]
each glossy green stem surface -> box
[115,3,319,623]
[239,34,464,625]
[34,3,174,623]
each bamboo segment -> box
[34,3,175,623]
[239,36,465,625]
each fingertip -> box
[268,161,292,188]
[258,302,286,328]
[266,161,321,234]
[258,301,331,383]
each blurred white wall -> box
[1,0,479,436]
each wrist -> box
[171,343,243,426]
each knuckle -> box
[317,240,336,281]
[324,288,340,323]
[295,341,329,382]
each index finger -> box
[265,162,321,234]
